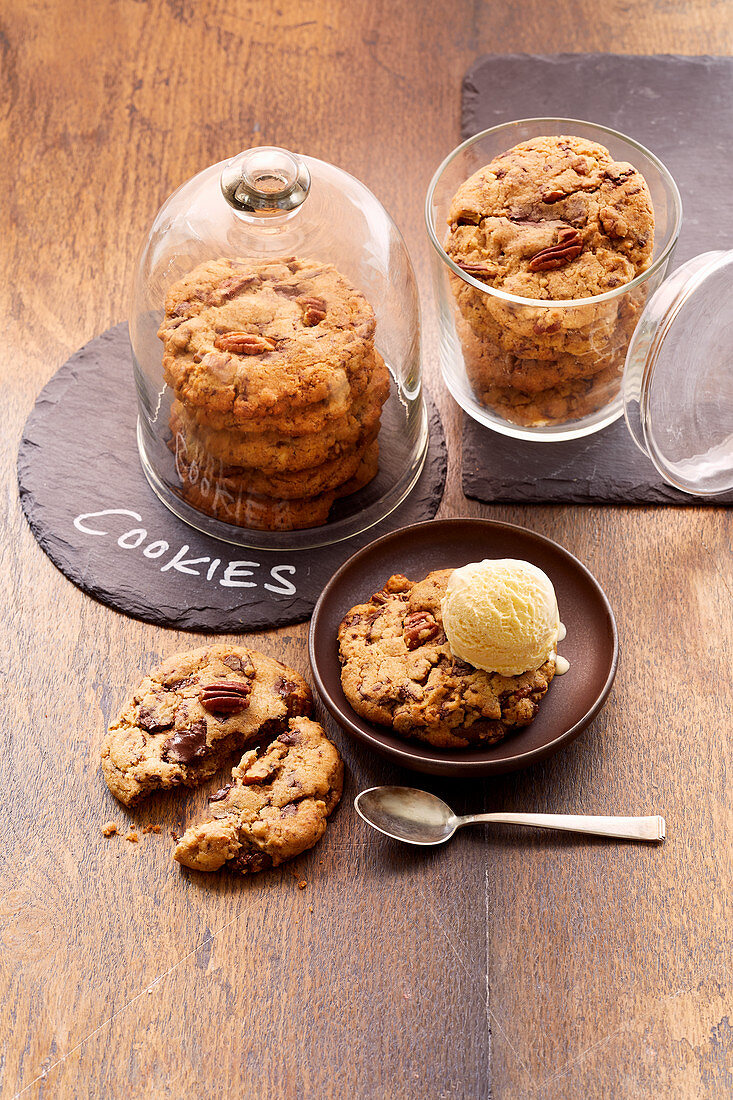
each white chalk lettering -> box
[72,504,298,598]
[160,546,211,576]
[117,527,147,549]
[143,540,169,559]
[265,566,297,596]
[220,561,258,588]
[74,509,142,536]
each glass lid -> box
[130,146,427,551]
[623,250,733,496]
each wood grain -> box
[1,2,731,1098]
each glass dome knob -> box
[220,146,311,216]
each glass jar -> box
[426,119,682,442]
[131,146,427,550]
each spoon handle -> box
[462,812,666,842]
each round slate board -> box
[17,323,447,632]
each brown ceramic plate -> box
[308,518,618,776]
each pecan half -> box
[211,274,259,304]
[456,260,491,278]
[213,332,276,355]
[199,680,252,714]
[403,611,444,651]
[541,187,566,203]
[299,296,327,326]
[528,227,583,272]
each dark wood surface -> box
[2,3,731,1098]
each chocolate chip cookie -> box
[444,135,655,425]
[170,409,380,500]
[102,645,312,806]
[338,572,555,749]
[446,135,654,303]
[169,353,390,471]
[159,257,379,431]
[173,716,343,874]
[176,440,379,531]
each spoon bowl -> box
[355,786,460,845]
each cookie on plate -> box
[173,716,343,874]
[338,571,555,750]
[102,645,312,806]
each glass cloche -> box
[130,146,427,550]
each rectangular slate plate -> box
[460,54,733,505]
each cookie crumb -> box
[143,824,162,834]
[125,830,139,843]
[309,905,314,913]
[298,879,307,890]
[170,830,180,841]
[101,822,118,837]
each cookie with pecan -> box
[444,135,654,423]
[338,571,555,750]
[173,716,343,874]
[158,256,380,431]
[102,645,312,806]
[170,406,380,501]
[446,135,654,306]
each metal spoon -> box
[354,786,666,845]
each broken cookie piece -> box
[173,717,343,874]
[101,644,312,806]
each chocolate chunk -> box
[280,803,299,817]
[222,655,245,672]
[209,783,232,802]
[278,728,303,746]
[166,676,195,691]
[138,705,173,733]
[274,676,309,716]
[162,719,208,764]
[228,848,273,874]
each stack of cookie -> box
[158,257,390,530]
[445,135,655,426]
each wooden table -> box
[2,3,731,1097]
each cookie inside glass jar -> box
[444,135,655,427]
[158,256,389,530]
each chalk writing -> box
[73,509,297,596]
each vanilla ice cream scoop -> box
[440,559,564,676]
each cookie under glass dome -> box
[130,147,427,550]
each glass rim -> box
[637,249,733,495]
[424,116,683,309]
